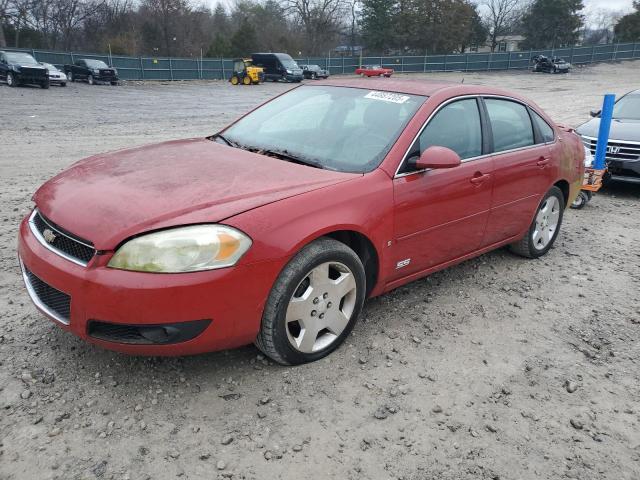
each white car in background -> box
[41,62,67,87]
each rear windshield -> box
[221,85,425,173]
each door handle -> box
[536,157,551,167]
[470,173,490,185]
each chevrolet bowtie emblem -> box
[43,228,57,244]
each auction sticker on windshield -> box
[364,91,410,104]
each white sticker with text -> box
[364,91,410,104]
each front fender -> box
[224,169,394,297]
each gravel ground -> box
[1,61,639,480]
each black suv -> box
[577,89,640,184]
[0,51,49,88]
[64,59,119,85]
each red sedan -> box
[355,65,394,77]
[18,79,584,364]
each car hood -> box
[576,117,640,142]
[34,138,357,250]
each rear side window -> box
[485,99,534,152]
[412,98,483,161]
[531,110,555,143]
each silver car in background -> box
[41,62,67,87]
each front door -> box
[391,97,493,281]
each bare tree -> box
[483,0,522,51]
[0,0,11,47]
[283,0,348,54]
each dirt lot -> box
[1,61,639,480]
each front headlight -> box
[108,225,252,273]
[286,69,292,74]
[583,145,594,167]
[93,68,100,74]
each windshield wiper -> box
[259,149,326,169]
[214,133,242,148]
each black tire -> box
[7,72,17,87]
[87,74,94,85]
[255,237,366,365]
[311,72,316,80]
[570,190,591,209]
[110,81,118,86]
[509,186,565,259]
[41,80,50,89]
[68,71,74,82]
[60,82,67,87]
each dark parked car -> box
[532,55,571,74]
[576,89,640,184]
[251,53,303,82]
[64,59,118,85]
[0,51,49,88]
[300,64,329,80]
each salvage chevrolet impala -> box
[18,80,585,364]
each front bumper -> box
[285,74,303,82]
[17,72,47,84]
[18,215,284,355]
[607,159,640,180]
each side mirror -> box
[413,146,462,170]
[590,109,601,117]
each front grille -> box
[581,136,640,163]
[21,67,47,78]
[99,69,115,78]
[30,210,95,266]
[23,266,71,324]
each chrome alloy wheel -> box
[285,261,357,353]
[533,196,560,250]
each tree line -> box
[1,0,639,58]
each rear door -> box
[391,97,493,280]
[482,97,556,246]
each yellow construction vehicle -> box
[229,58,264,85]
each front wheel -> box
[110,81,118,86]
[7,72,16,87]
[570,190,591,209]
[60,82,67,87]
[87,74,94,85]
[509,186,565,258]
[68,71,74,82]
[41,80,50,89]
[255,237,366,365]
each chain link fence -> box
[4,42,639,81]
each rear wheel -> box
[509,186,564,258]
[230,75,239,85]
[242,75,251,85]
[256,237,366,365]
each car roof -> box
[313,78,529,99]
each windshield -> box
[6,52,39,65]
[613,95,640,120]
[278,55,298,70]
[84,59,108,68]
[220,86,425,173]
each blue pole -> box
[593,94,615,170]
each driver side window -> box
[404,98,483,172]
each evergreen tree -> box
[614,1,640,42]
[520,0,584,49]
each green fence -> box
[5,42,640,81]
